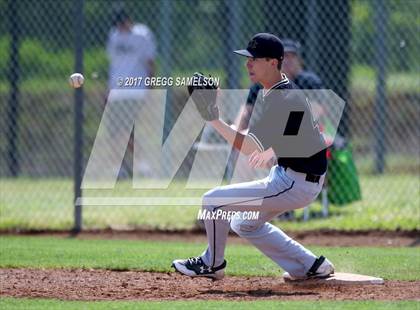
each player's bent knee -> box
[230,219,259,237]
[202,187,222,210]
[230,221,243,235]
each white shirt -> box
[107,23,156,97]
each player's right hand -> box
[248,148,276,169]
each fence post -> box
[159,0,173,80]
[73,0,84,234]
[304,0,319,74]
[373,0,389,174]
[6,0,21,177]
[319,0,351,138]
[225,0,242,89]
[159,0,174,178]
[221,0,243,181]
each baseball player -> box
[235,38,325,221]
[172,33,334,281]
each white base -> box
[284,272,384,285]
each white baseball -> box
[69,73,85,88]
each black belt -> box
[305,174,321,183]
[284,167,321,184]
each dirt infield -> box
[4,229,419,247]
[1,268,419,301]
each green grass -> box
[350,65,420,95]
[1,236,419,280]
[279,173,420,231]
[1,237,418,308]
[0,298,418,310]
[1,173,419,231]
[355,154,419,175]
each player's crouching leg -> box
[171,188,227,280]
[230,217,263,238]
[201,186,223,211]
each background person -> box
[106,9,156,177]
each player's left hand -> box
[248,148,276,169]
[187,72,219,121]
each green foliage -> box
[0,37,108,82]
[351,0,420,72]
[19,40,73,79]
[1,0,418,79]
[0,36,9,80]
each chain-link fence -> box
[1,0,419,231]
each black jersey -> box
[294,71,324,90]
[248,77,327,175]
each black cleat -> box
[283,256,335,281]
[172,256,226,280]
